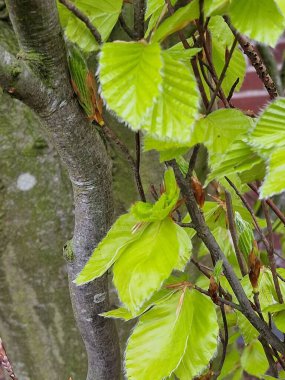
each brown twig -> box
[119,14,136,39]
[262,201,284,304]
[224,17,278,99]
[135,132,146,201]
[207,36,238,113]
[186,144,200,181]
[0,339,18,380]
[59,0,102,44]
[225,190,248,276]
[248,183,285,226]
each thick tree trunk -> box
[0,1,122,378]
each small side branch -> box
[59,0,102,44]
[0,46,48,111]
[224,17,278,99]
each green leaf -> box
[143,135,190,162]
[126,288,218,380]
[262,303,285,332]
[235,212,254,261]
[64,0,123,51]
[204,0,230,16]
[193,109,252,155]
[251,98,285,151]
[229,0,284,46]
[213,260,224,283]
[236,311,258,344]
[141,51,199,142]
[131,168,180,221]
[175,224,192,271]
[167,43,201,63]
[99,41,163,130]
[113,218,182,312]
[75,213,141,285]
[174,290,219,379]
[67,44,97,119]
[217,347,240,380]
[101,287,176,321]
[205,140,264,185]
[260,147,285,198]
[276,0,285,16]
[151,0,199,43]
[241,339,268,376]
[125,289,193,380]
[209,16,246,95]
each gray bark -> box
[1,1,122,378]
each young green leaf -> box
[64,0,123,51]
[205,140,264,185]
[141,51,199,143]
[99,41,163,130]
[167,43,201,63]
[260,147,285,198]
[112,218,182,312]
[235,212,254,261]
[213,260,224,283]
[204,0,230,16]
[228,0,284,46]
[175,224,192,271]
[151,0,199,43]
[251,98,285,151]
[193,109,252,156]
[174,290,219,379]
[241,339,268,377]
[131,168,180,221]
[125,289,193,380]
[143,135,190,162]
[75,213,141,285]
[101,287,177,321]
[236,312,258,344]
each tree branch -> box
[6,0,69,89]
[0,46,48,111]
[224,17,278,100]
[59,0,102,44]
[3,1,121,379]
[168,160,285,355]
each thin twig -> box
[119,14,136,39]
[248,183,285,226]
[191,258,211,278]
[194,285,242,311]
[195,16,230,108]
[0,339,18,380]
[177,222,195,228]
[227,78,240,102]
[165,0,210,108]
[186,144,200,181]
[262,201,284,304]
[213,301,228,379]
[224,17,278,99]
[101,124,146,201]
[225,177,269,246]
[59,0,102,44]
[207,36,238,113]
[225,190,248,276]
[135,132,146,202]
[134,0,146,40]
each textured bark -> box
[1,1,121,378]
